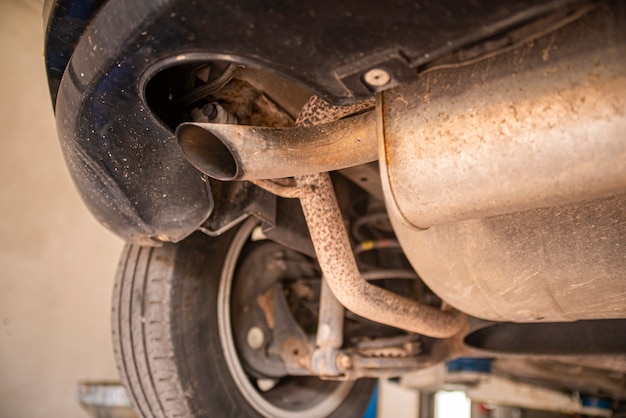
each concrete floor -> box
[0,1,124,416]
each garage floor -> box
[0,1,124,416]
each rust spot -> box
[257,288,275,329]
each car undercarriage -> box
[45,0,626,416]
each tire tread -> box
[112,244,191,418]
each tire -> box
[111,217,375,418]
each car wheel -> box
[111,217,375,417]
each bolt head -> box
[363,68,391,87]
[246,326,265,350]
[256,378,278,392]
[336,353,352,370]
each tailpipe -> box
[175,111,377,181]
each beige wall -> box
[0,1,124,416]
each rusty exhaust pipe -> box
[177,95,465,337]
[175,110,377,181]
[293,97,465,339]
[248,97,466,338]
[295,172,465,338]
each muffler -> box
[382,2,626,323]
[379,4,626,229]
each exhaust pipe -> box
[293,97,465,339]
[177,96,466,337]
[296,171,465,338]
[175,110,377,181]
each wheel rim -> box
[217,217,355,418]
